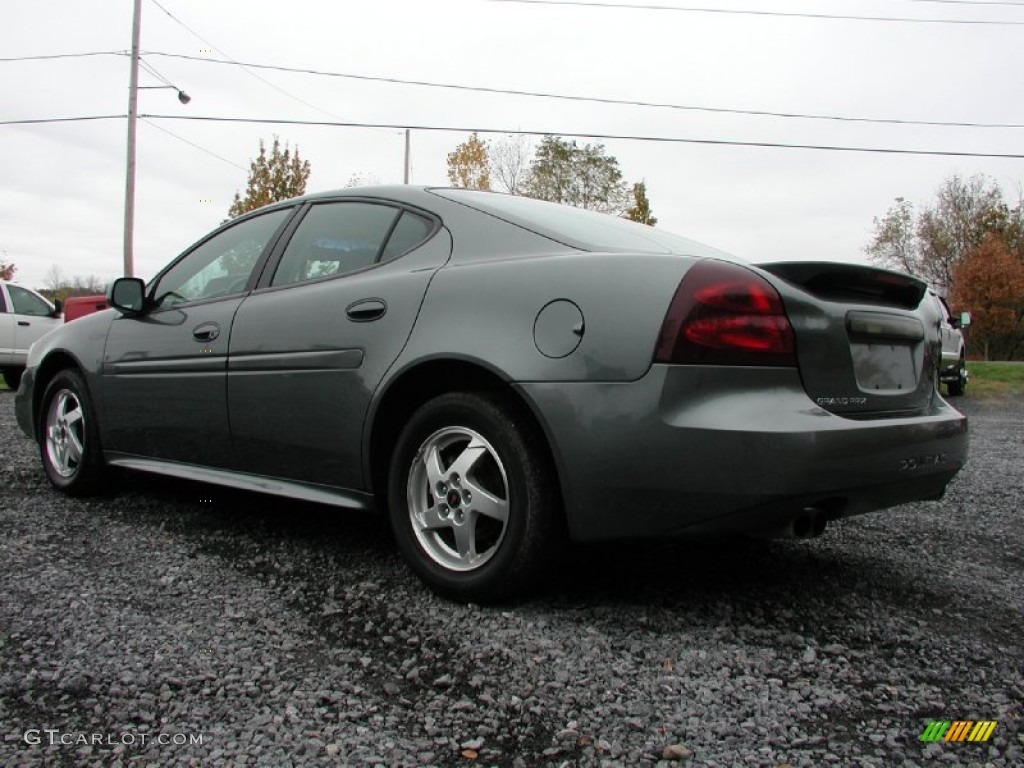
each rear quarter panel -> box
[396,251,698,383]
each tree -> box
[447,133,491,190]
[45,264,67,293]
[521,136,628,214]
[866,175,1008,291]
[865,197,917,275]
[345,172,380,188]
[228,137,311,219]
[949,234,1024,360]
[624,181,657,226]
[490,134,532,194]
[0,253,14,281]
[916,175,1007,291]
[38,271,108,303]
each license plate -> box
[850,342,918,391]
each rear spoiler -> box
[757,262,927,311]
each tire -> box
[388,391,561,603]
[946,359,967,397]
[2,367,23,390]
[38,369,105,495]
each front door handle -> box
[17,321,30,327]
[346,298,387,322]
[192,322,221,342]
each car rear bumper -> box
[517,365,969,542]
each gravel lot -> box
[1,390,1021,767]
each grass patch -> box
[965,361,1024,398]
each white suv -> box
[928,289,970,397]
[0,280,63,390]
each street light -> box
[122,0,190,278]
[139,85,192,105]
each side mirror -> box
[108,277,146,314]
[959,311,971,328]
[51,298,63,318]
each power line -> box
[3,111,1024,159]
[146,0,395,135]
[146,51,1024,130]
[5,47,1021,131]
[139,58,177,88]
[894,0,1024,5]
[0,115,125,126]
[140,118,247,170]
[138,113,1024,159]
[0,116,245,172]
[0,51,127,62]
[482,0,1024,24]
[147,0,324,113]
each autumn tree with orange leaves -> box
[447,133,491,190]
[950,234,1024,360]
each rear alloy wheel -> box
[388,391,560,602]
[39,369,105,494]
[2,367,23,390]
[946,359,967,397]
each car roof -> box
[280,186,733,259]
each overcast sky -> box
[4,0,1024,290]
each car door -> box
[934,293,959,367]
[101,207,293,466]
[227,199,449,488]
[0,285,13,367]
[5,284,62,366]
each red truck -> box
[63,294,109,323]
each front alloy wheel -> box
[46,388,85,478]
[388,391,560,602]
[39,369,104,494]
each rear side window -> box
[272,203,399,287]
[381,211,434,260]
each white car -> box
[0,280,63,389]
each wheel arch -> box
[31,351,85,436]
[365,357,565,515]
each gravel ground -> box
[1,390,1021,767]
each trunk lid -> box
[757,261,940,418]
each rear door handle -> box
[192,322,221,342]
[346,298,387,322]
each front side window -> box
[8,285,53,317]
[271,203,402,287]
[153,208,291,308]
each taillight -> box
[655,260,796,366]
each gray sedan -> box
[15,187,968,601]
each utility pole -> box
[123,0,142,278]
[403,129,410,184]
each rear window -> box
[432,188,731,258]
